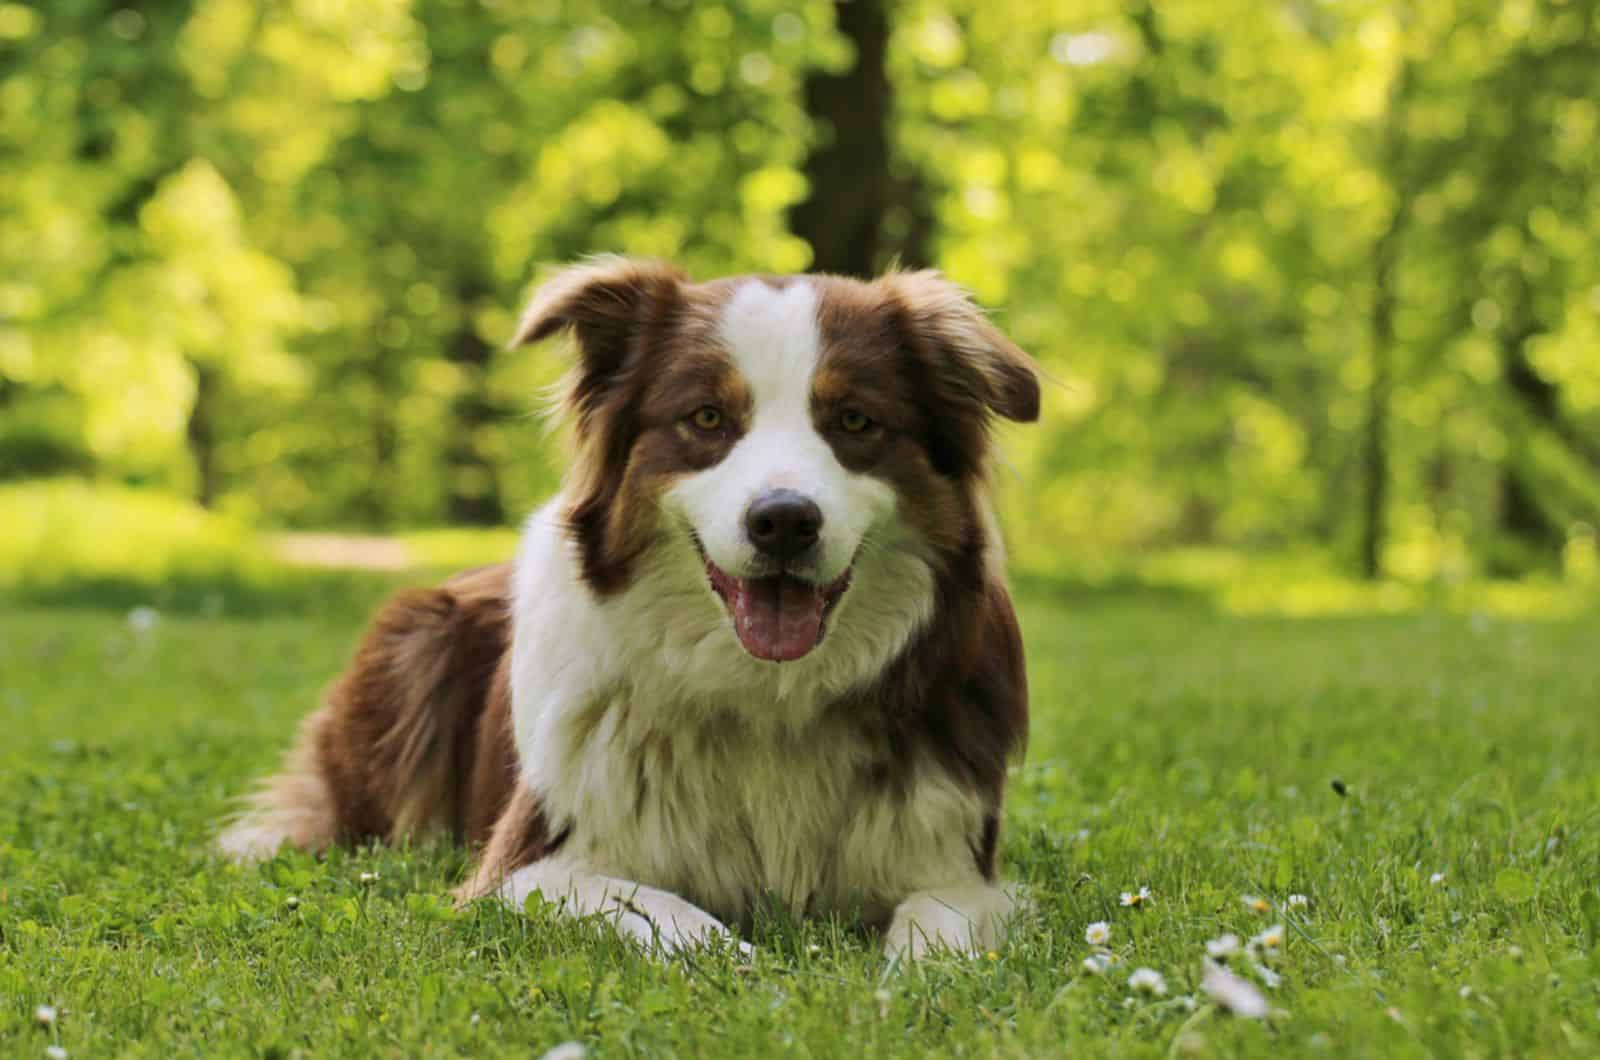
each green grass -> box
[3,566,1599,1057]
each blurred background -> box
[2,0,1597,610]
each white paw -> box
[497,861,752,959]
[611,887,752,957]
[883,883,1020,962]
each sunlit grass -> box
[2,532,1598,1055]
[1019,545,1597,620]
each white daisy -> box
[1286,894,1309,910]
[1128,967,1167,996]
[1251,923,1286,956]
[1082,953,1113,975]
[359,871,379,884]
[1241,894,1271,914]
[1120,886,1152,907]
[1205,933,1242,959]
[1251,960,1283,989]
[1203,960,1268,1018]
[47,1048,68,1060]
[538,1043,588,1060]
[1429,872,1445,885]
[35,1005,58,1027]
[1085,920,1111,946]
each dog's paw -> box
[883,883,1020,962]
[612,887,753,958]
[496,861,754,959]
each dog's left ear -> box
[508,256,687,428]
[879,270,1040,424]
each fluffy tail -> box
[218,564,513,862]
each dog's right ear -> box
[508,256,687,428]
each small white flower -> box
[1122,996,1137,1009]
[1286,894,1309,910]
[359,871,379,884]
[1458,985,1472,999]
[1251,960,1282,989]
[1429,872,1445,885]
[1251,923,1286,956]
[1241,894,1271,914]
[285,895,300,909]
[1128,967,1167,996]
[1205,933,1242,959]
[1085,920,1111,946]
[1203,960,1268,1018]
[1507,944,1524,961]
[537,1043,587,1060]
[35,1005,58,1027]
[1121,886,1152,907]
[1179,994,1197,1012]
[47,1048,69,1060]
[127,606,160,634]
[1083,953,1113,975]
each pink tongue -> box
[727,575,827,662]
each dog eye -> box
[689,406,724,431]
[839,409,872,433]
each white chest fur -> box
[508,500,981,925]
[542,692,984,924]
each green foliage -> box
[3,579,1599,1055]
[0,477,260,593]
[1,0,1597,576]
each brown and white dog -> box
[219,257,1039,960]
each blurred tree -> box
[790,0,931,274]
[2,0,1594,576]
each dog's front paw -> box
[612,887,752,958]
[883,883,1019,962]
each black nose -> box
[744,489,822,562]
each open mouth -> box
[694,540,851,663]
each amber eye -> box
[689,406,724,431]
[839,409,873,433]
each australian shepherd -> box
[219,257,1040,960]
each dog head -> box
[511,257,1038,668]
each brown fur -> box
[222,564,518,859]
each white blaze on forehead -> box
[717,279,822,410]
[664,276,896,585]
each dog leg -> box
[499,858,752,957]
[883,881,1020,961]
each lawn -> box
[3,562,1598,1058]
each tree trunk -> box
[790,0,915,276]
[187,361,218,508]
[1497,312,1585,562]
[1360,65,1414,581]
[1360,257,1393,581]
[443,280,506,526]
